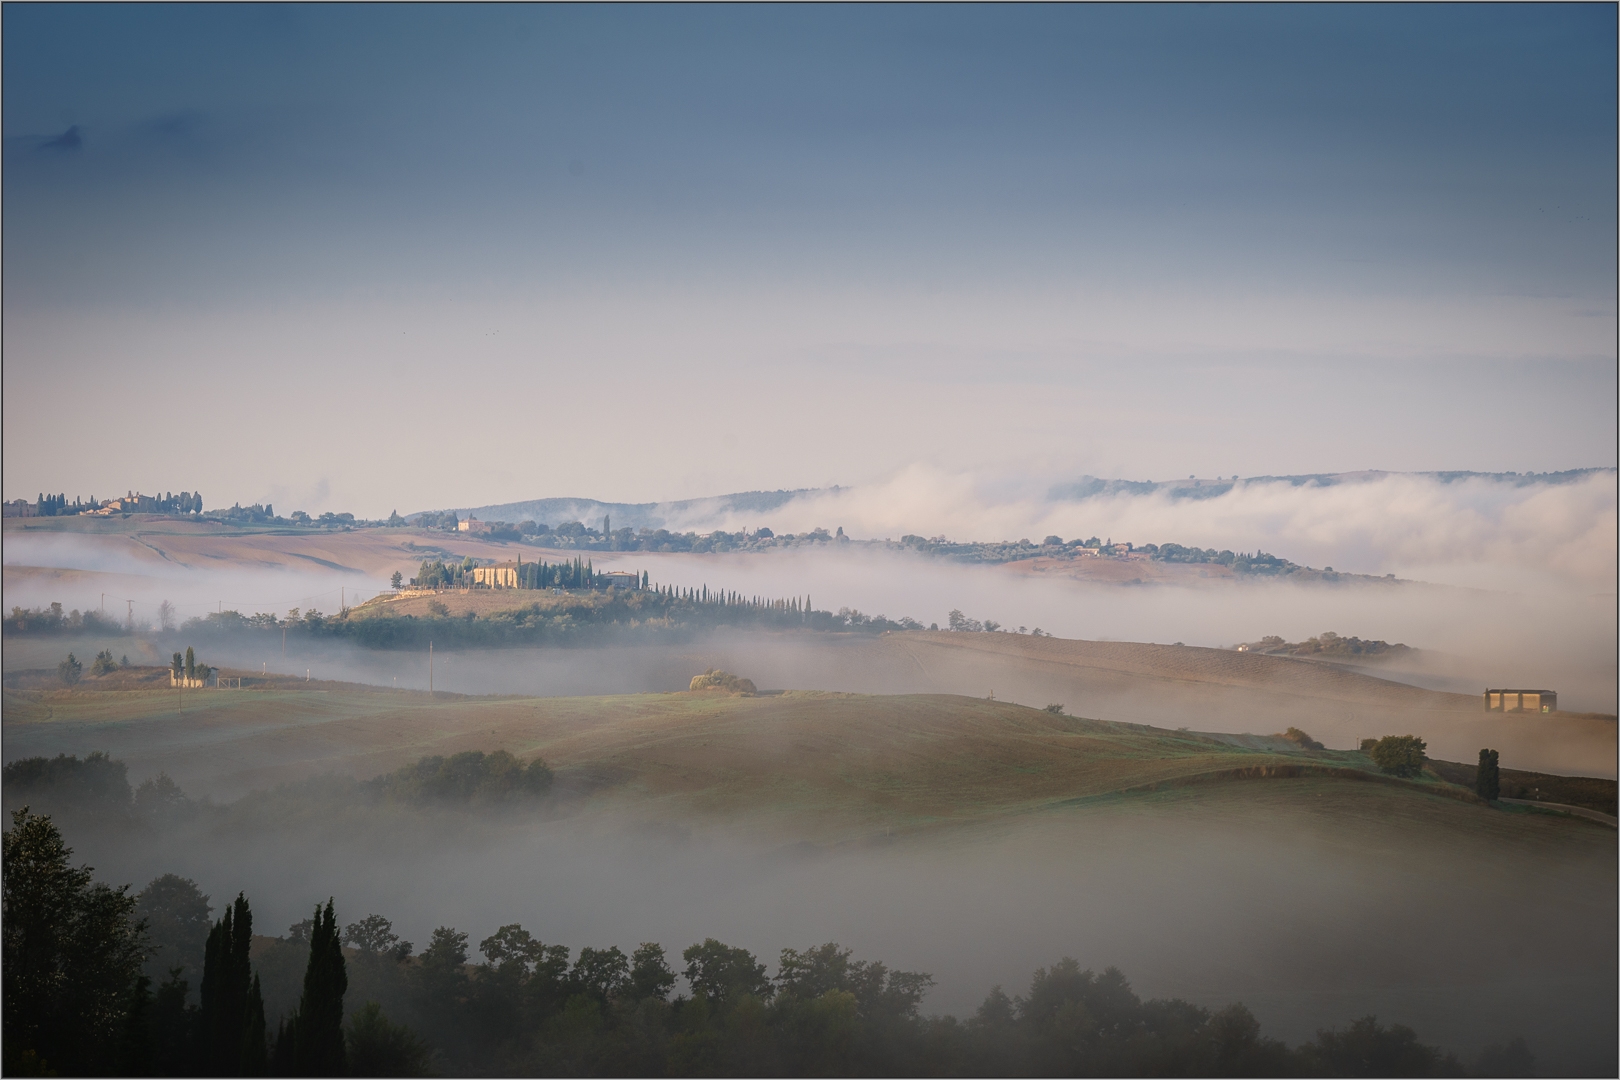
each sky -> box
[4,4,1616,518]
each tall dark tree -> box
[242,973,267,1076]
[1476,748,1501,802]
[119,974,156,1076]
[2,808,147,1076]
[185,647,196,681]
[150,968,202,1076]
[290,898,348,1077]
[200,892,267,1076]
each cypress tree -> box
[185,647,196,680]
[1476,748,1501,802]
[270,1017,297,1075]
[241,974,266,1076]
[292,899,347,1077]
[199,893,266,1076]
[199,905,230,1071]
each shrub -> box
[689,669,757,695]
[346,1002,433,1077]
[1369,735,1427,778]
[90,650,118,677]
[1278,727,1325,751]
[367,750,552,805]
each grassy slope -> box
[1428,757,1617,817]
[2,678,1505,840]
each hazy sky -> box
[4,4,1615,516]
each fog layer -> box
[48,783,1620,1077]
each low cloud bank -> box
[689,467,1617,592]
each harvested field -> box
[3,517,523,579]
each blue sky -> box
[4,4,1615,515]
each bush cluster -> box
[689,669,758,695]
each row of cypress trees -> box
[195,897,348,1076]
[200,894,266,1073]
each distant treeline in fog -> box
[409,516,1334,577]
[1231,632,1412,659]
[5,590,933,648]
[5,797,1534,1078]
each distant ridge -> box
[436,488,838,531]
[1047,468,1614,503]
[429,469,1614,529]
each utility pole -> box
[429,640,434,694]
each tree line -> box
[24,491,204,517]
[0,591,934,650]
[5,602,127,636]
[403,515,846,554]
[409,556,623,591]
[4,803,1539,1078]
[894,535,1304,574]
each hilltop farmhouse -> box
[471,562,520,588]
[1484,688,1557,714]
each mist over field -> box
[24,772,1617,1077]
[4,5,1616,1077]
[6,475,1616,712]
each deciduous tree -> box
[1369,735,1427,778]
[2,808,146,1075]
